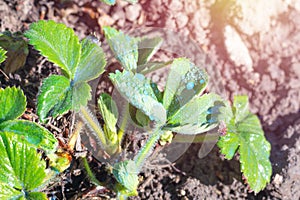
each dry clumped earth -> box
[1,0,300,199]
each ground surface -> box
[1,0,300,199]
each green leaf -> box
[233,95,249,123]
[150,82,163,103]
[0,87,26,124]
[163,58,208,118]
[37,75,72,122]
[100,0,115,5]
[0,47,7,64]
[238,115,272,193]
[110,70,166,124]
[127,81,163,127]
[113,160,139,193]
[0,120,58,154]
[73,37,106,83]
[128,105,150,128]
[218,101,234,124]
[135,109,151,127]
[137,37,163,65]
[138,61,170,74]
[25,20,81,78]
[0,132,47,199]
[103,124,118,145]
[217,96,272,193]
[72,82,92,111]
[98,93,118,133]
[38,76,92,121]
[0,31,29,73]
[0,182,21,199]
[26,192,47,200]
[166,93,223,134]
[26,21,106,118]
[103,26,138,71]
[217,130,239,159]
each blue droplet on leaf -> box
[207,118,217,124]
[199,79,205,84]
[135,73,145,81]
[207,108,212,114]
[186,82,195,90]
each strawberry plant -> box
[24,20,106,122]
[24,20,272,199]
[24,20,120,155]
[0,87,57,153]
[103,27,271,198]
[217,96,272,192]
[0,86,58,199]
[0,132,50,199]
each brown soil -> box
[1,0,300,199]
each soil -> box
[1,0,300,199]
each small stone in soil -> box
[179,189,186,196]
[125,4,142,22]
[273,174,283,185]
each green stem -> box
[134,127,164,170]
[79,106,107,147]
[82,157,102,186]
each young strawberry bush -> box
[0,47,58,199]
[0,86,58,199]
[102,26,272,197]
[0,20,271,199]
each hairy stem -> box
[134,127,164,170]
[79,106,107,147]
[82,157,102,186]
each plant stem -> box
[79,106,107,147]
[134,127,164,170]
[82,157,102,186]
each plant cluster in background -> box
[0,31,28,74]
[0,19,272,199]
